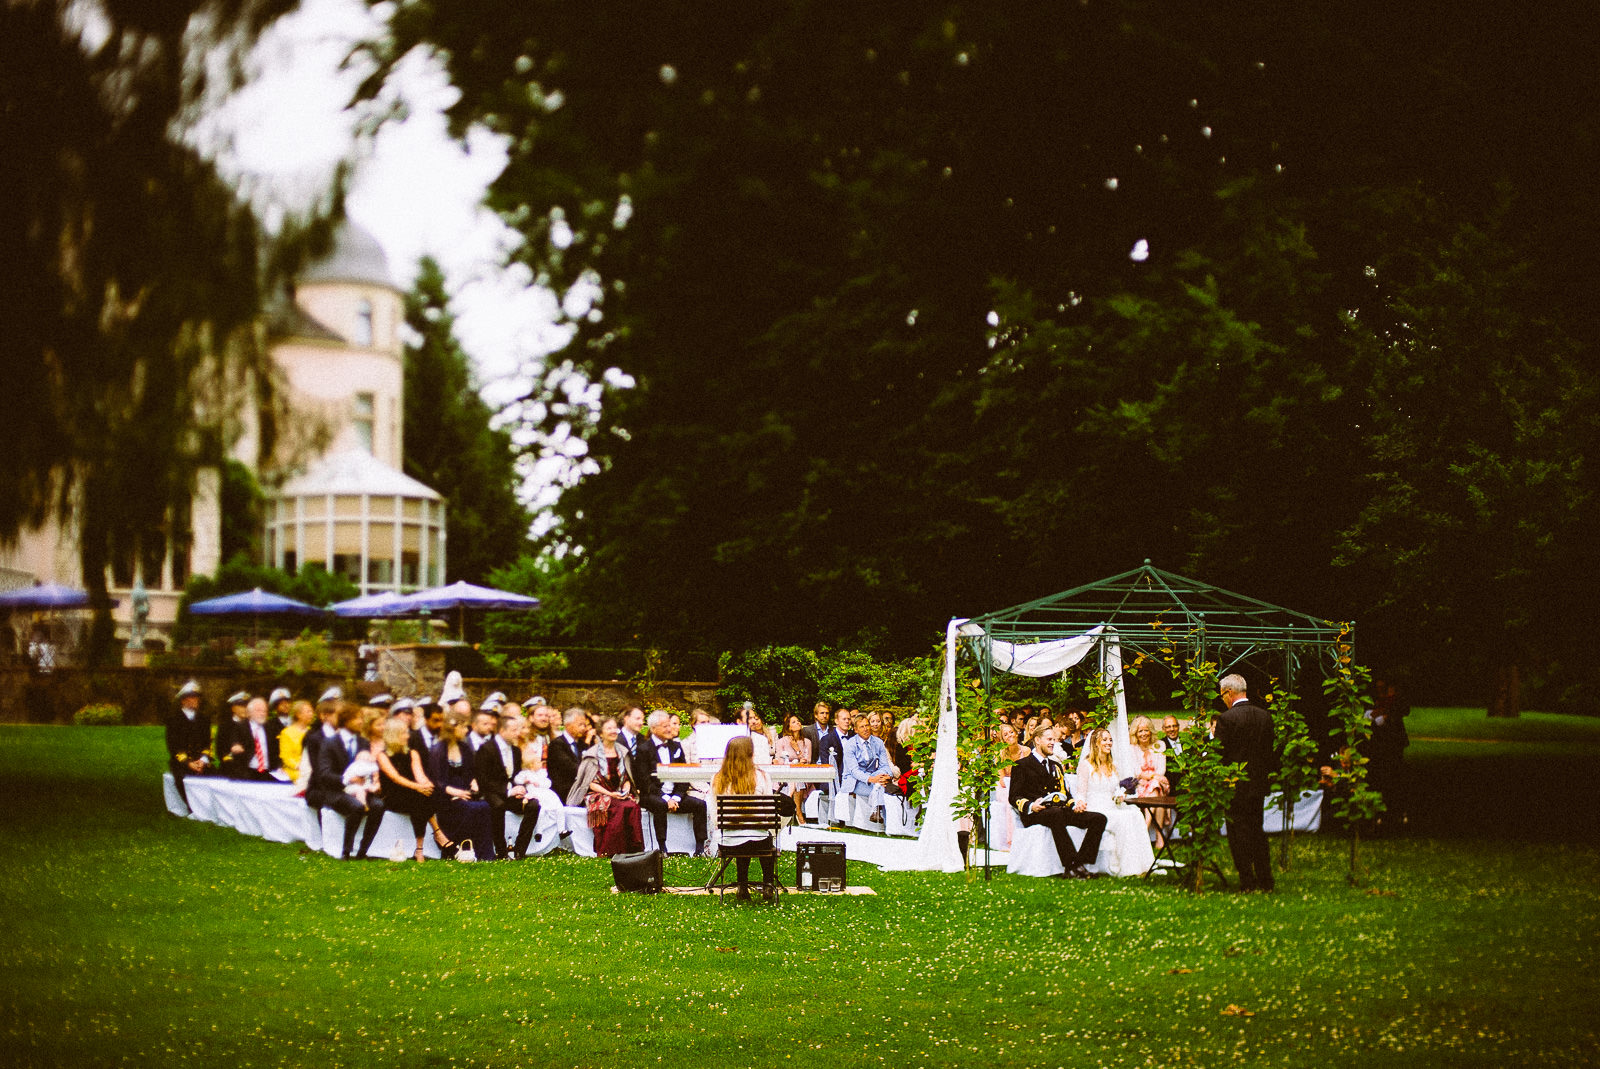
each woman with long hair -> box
[427,709,498,860]
[376,717,436,861]
[276,700,317,790]
[711,736,778,901]
[774,712,815,823]
[1129,715,1172,847]
[565,716,643,856]
[1074,726,1154,877]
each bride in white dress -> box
[1075,727,1155,877]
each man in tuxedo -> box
[215,692,253,776]
[618,706,647,761]
[475,710,540,858]
[800,702,831,754]
[1009,727,1106,879]
[266,688,294,743]
[1215,673,1275,892]
[635,710,708,856]
[309,703,387,859]
[1160,715,1185,796]
[164,681,213,806]
[547,708,590,804]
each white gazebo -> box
[263,448,446,596]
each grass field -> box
[1,713,1597,1069]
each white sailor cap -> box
[390,698,414,715]
[368,693,394,709]
[479,691,507,712]
[268,688,292,706]
[176,680,202,699]
[317,686,343,705]
[524,695,546,708]
[413,694,437,710]
[226,691,252,707]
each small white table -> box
[659,763,836,785]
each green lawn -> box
[0,725,1597,1069]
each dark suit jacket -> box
[214,715,250,765]
[474,735,523,809]
[633,735,691,799]
[164,709,212,765]
[800,722,825,754]
[1008,751,1073,818]
[1216,699,1275,797]
[310,731,363,808]
[817,727,850,781]
[547,734,585,804]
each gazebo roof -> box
[274,448,443,501]
[967,560,1343,667]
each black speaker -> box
[795,842,847,892]
[611,849,664,893]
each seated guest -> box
[1058,709,1087,757]
[619,706,647,762]
[710,736,778,902]
[878,711,910,782]
[547,707,591,803]
[302,697,342,817]
[742,703,777,762]
[774,713,816,823]
[164,680,214,805]
[215,691,253,775]
[427,709,497,859]
[1075,726,1154,876]
[566,716,643,857]
[231,697,280,781]
[800,701,831,754]
[1009,726,1105,879]
[817,707,852,819]
[276,700,317,789]
[841,710,900,825]
[1021,714,1042,746]
[999,722,1030,767]
[680,708,717,802]
[894,716,920,800]
[514,714,566,844]
[377,718,436,862]
[389,698,419,752]
[1130,715,1172,847]
[524,704,556,766]
[414,697,444,752]
[466,707,498,754]
[475,710,541,859]
[310,703,388,860]
[266,688,294,743]
[636,709,709,855]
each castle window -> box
[355,299,374,347]
[354,392,375,454]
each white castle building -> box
[0,222,446,649]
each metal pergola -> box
[964,559,1347,691]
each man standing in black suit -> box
[635,710,709,856]
[475,710,539,859]
[1008,727,1107,879]
[164,680,213,806]
[547,707,590,803]
[1215,673,1276,892]
[310,703,387,860]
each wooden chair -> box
[705,794,784,901]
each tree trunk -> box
[1486,661,1521,718]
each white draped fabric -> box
[881,619,1132,872]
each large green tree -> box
[0,0,299,661]
[402,256,532,584]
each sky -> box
[200,0,564,410]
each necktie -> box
[502,742,513,778]
[253,728,266,771]
[347,737,357,760]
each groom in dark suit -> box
[634,710,708,855]
[1009,727,1106,879]
[1215,673,1276,892]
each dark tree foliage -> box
[402,257,532,583]
[368,0,1600,707]
[0,0,299,662]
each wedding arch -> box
[883,561,1346,874]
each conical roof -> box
[299,220,396,290]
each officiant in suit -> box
[1009,727,1106,879]
[1215,674,1275,892]
[634,710,708,855]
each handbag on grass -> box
[610,849,663,894]
[455,839,475,863]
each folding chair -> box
[705,794,784,902]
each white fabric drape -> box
[884,620,1131,872]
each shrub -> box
[235,630,347,676]
[73,704,124,726]
[717,646,821,722]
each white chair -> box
[884,797,919,837]
[561,805,597,857]
[161,773,189,818]
[642,811,699,854]
[1006,824,1064,877]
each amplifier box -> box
[796,841,847,892]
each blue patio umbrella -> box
[187,587,326,643]
[328,591,411,618]
[390,581,540,638]
[0,583,115,610]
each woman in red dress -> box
[565,716,643,856]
